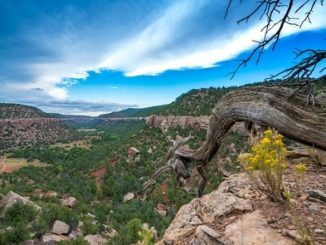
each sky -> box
[1,0,325,116]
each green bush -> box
[0,222,30,244]
[3,201,37,225]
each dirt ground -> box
[0,157,47,173]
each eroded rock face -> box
[224,210,293,245]
[158,174,295,245]
[159,174,253,244]
[145,115,250,136]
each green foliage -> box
[40,205,79,230]
[126,218,142,243]
[81,217,99,235]
[2,202,37,226]
[0,222,30,245]
[57,237,89,245]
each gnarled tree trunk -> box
[145,85,326,196]
[179,85,326,162]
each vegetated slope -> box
[99,105,168,118]
[0,103,49,119]
[100,79,326,118]
[99,82,265,118]
[0,119,248,244]
[0,104,75,152]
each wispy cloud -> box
[17,100,137,116]
[0,0,325,107]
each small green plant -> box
[239,129,287,202]
[284,191,313,245]
[137,223,157,245]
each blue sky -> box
[1,0,325,115]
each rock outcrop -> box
[61,197,77,208]
[158,174,294,245]
[145,115,250,136]
[0,191,41,213]
[52,220,70,235]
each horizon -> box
[1,0,326,116]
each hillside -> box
[0,103,50,119]
[0,104,76,152]
[101,79,326,118]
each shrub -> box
[126,218,142,243]
[0,222,30,244]
[239,129,287,201]
[138,223,157,245]
[3,201,37,225]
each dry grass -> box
[0,157,47,173]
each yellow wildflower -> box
[295,163,307,174]
[261,137,270,145]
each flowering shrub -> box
[239,128,287,201]
[137,223,157,245]
[295,163,307,174]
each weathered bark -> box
[145,85,326,196]
[178,86,326,160]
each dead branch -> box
[145,85,326,196]
[225,0,325,78]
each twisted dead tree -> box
[144,85,326,196]
[144,1,326,196]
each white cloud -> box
[1,0,326,104]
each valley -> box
[0,83,325,245]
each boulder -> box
[193,225,232,245]
[159,174,253,244]
[225,211,293,245]
[61,196,77,208]
[84,234,107,245]
[41,234,66,245]
[128,147,140,158]
[0,191,41,213]
[106,227,118,239]
[123,192,135,202]
[51,220,70,235]
[155,204,167,217]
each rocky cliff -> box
[158,168,326,245]
[146,115,249,136]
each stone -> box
[0,191,41,213]
[281,229,302,242]
[159,174,253,244]
[314,228,324,234]
[106,227,118,239]
[309,190,326,203]
[128,147,140,158]
[61,196,77,208]
[123,192,135,202]
[225,211,293,245]
[87,213,96,219]
[84,234,107,245]
[147,148,153,154]
[155,204,167,217]
[308,203,321,213]
[51,220,70,235]
[19,240,34,245]
[41,233,66,245]
[78,221,84,228]
[194,225,231,245]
